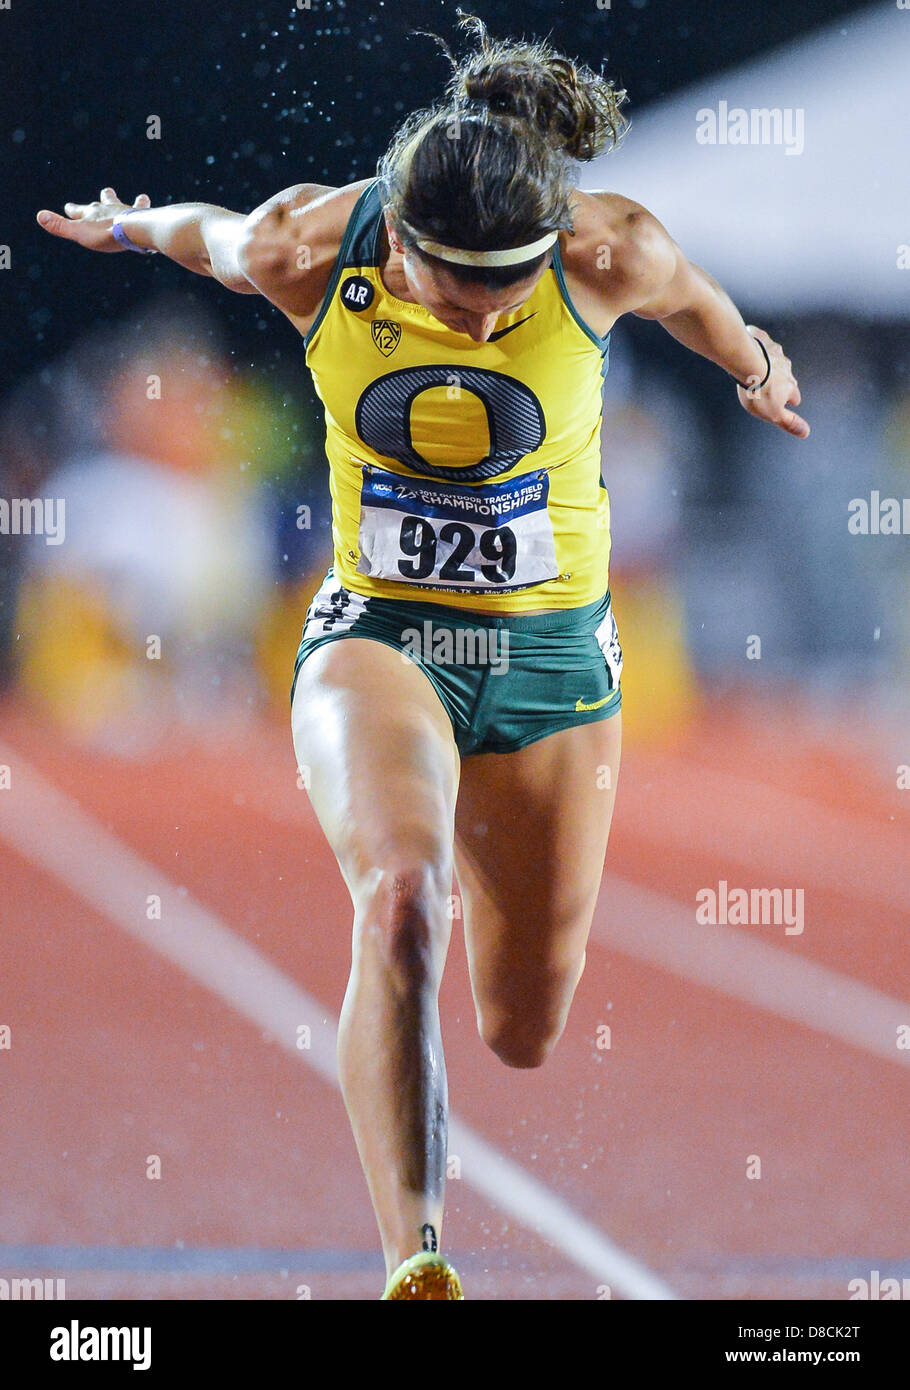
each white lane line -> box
[0,745,675,1302]
[617,757,909,915]
[595,874,910,1069]
[445,1120,672,1299]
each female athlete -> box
[37,13,808,1299]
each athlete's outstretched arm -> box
[603,199,809,439]
[36,185,262,292]
[35,183,329,296]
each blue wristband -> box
[112,209,157,254]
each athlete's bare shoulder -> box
[240,177,376,328]
[561,188,679,317]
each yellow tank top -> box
[303,179,612,611]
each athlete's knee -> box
[477,993,568,1068]
[476,951,586,1068]
[356,857,451,992]
[479,1012,564,1069]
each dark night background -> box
[0,0,905,702]
[1,0,885,390]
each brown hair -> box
[376,10,629,289]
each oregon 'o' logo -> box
[354,364,545,482]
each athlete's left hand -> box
[736,326,809,439]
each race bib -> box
[356,465,558,591]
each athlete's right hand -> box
[736,326,810,439]
[36,187,152,252]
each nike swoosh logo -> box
[488,313,538,341]
[575,694,612,712]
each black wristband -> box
[736,335,772,392]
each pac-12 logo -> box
[340,276,375,311]
[372,321,401,356]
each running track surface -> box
[1,691,907,1301]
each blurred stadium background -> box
[1,0,908,1302]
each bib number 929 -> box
[356,464,558,590]
[398,516,517,585]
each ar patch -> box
[340,275,375,312]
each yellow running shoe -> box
[381,1251,464,1300]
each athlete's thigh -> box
[291,637,461,891]
[453,714,621,999]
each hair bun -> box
[446,15,627,162]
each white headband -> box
[413,229,559,267]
